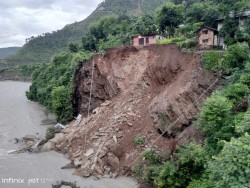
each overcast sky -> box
[0,0,103,48]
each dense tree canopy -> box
[132,13,157,35]
[156,2,184,36]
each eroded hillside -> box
[48,45,220,177]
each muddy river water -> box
[0,81,137,188]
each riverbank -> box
[0,81,138,188]
[0,69,31,81]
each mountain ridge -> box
[0,47,21,59]
[7,0,166,65]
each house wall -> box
[148,36,157,44]
[217,22,223,31]
[198,29,215,46]
[132,35,157,46]
[132,36,140,46]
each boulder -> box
[61,162,76,169]
[73,168,91,177]
[108,143,124,159]
[107,153,120,170]
[41,141,55,152]
[84,148,94,157]
[23,135,39,142]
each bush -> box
[240,73,250,86]
[199,95,234,153]
[223,83,249,104]
[205,133,250,188]
[68,42,79,53]
[133,164,143,180]
[157,37,186,45]
[222,43,249,73]
[202,50,223,71]
[175,143,207,178]
[45,126,61,141]
[154,161,185,188]
[235,107,250,134]
[143,165,162,183]
[134,136,145,145]
[178,38,197,49]
[142,150,163,165]
[51,86,73,123]
[26,51,92,123]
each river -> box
[0,81,138,188]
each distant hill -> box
[0,47,21,59]
[7,0,166,65]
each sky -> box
[0,0,103,48]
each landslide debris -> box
[52,44,220,178]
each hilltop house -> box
[131,34,165,46]
[196,10,250,49]
[217,10,250,31]
[196,26,224,49]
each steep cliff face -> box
[52,45,220,177]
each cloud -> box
[0,0,103,48]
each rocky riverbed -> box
[0,81,138,188]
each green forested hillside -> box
[6,0,166,65]
[0,47,21,59]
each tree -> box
[132,13,157,35]
[156,2,184,37]
[217,0,250,41]
[205,133,250,188]
[68,42,79,52]
[82,34,97,51]
[185,2,219,27]
[199,95,234,153]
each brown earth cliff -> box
[49,44,220,178]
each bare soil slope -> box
[51,44,220,177]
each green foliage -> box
[202,43,249,74]
[133,164,144,180]
[142,150,163,165]
[97,35,123,52]
[143,165,162,183]
[185,2,219,27]
[202,51,224,71]
[235,107,250,134]
[51,86,73,121]
[82,34,97,51]
[7,0,167,65]
[68,42,79,53]
[132,13,157,35]
[83,15,132,52]
[178,24,200,38]
[222,43,249,73]
[156,37,186,45]
[45,126,61,141]
[175,143,207,176]
[205,133,250,188]
[134,136,145,145]
[26,51,92,123]
[240,73,250,86]
[154,161,185,188]
[223,83,249,104]
[199,95,234,153]
[156,2,184,36]
[177,38,197,49]
[154,143,207,188]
